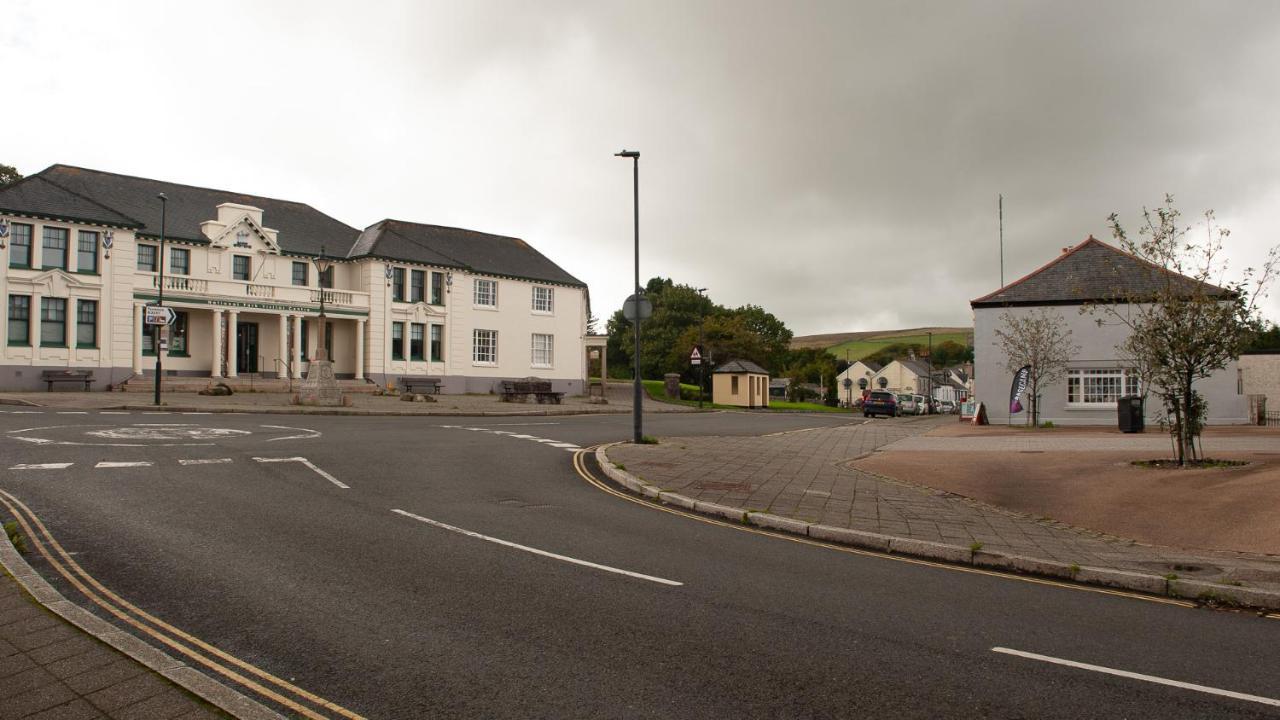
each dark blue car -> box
[862,390,898,418]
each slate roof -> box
[0,165,360,257]
[349,219,586,287]
[896,359,931,378]
[971,236,1230,308]
[714,359,770,375]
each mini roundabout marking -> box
[5,423,322,447]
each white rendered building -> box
[0,165,591,394]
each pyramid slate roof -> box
[349,219,585,287]
[714,359,770,375]
[0,165,358,257]
[971,236,1229,308]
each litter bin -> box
[1118,396,1144,433]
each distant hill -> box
[791,326,973,362]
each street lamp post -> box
[616,149,642,443]
[696,287,707,409]
[153,193,167,406]
[312,245,331,362]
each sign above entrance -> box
[144,305,176,326]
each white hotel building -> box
[0,165,593,394]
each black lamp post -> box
[696,287,707,409]
[615,149,642,443]
[153,192,167,406]
[312,244,331,362]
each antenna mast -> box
[999,193,1005,287]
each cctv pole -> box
[153,193,167,406]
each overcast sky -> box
[5,1,1279,336]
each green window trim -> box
[73,270,101,276]
[76,343,98,350]
[7,341,31,347]
[40,342,69,349]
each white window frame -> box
[532,333,554,368]
[473,278,498,309]
[1065,368,1141,407]
[473,329,497,365]
[532,286,554,314]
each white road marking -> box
[100,411,130,415]
[261,425,322,442]
[547,442,580,449]
[482,422,562,426]
[142,411,172,415]
[252,457,349,489]
[182,412,213,415]
[179,458,234,465]
[391,508,683,587]
[991,647,1280,707]
[11,411,43,414]
[10,463,73,470]
[56,411,88,414]
[95,461,152,468]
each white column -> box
[133,304,144,373]
[291,315,303,379]
[227,311,239,378]
[210,310,223,378]
[277,314,288,379]
[355,316,366,379]
[31,292,42,354]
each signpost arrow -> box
[144,305,176,326]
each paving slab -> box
[604,416,1280,608]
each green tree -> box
[1095,196,1278,464]
[0,163,21,187]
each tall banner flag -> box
[1009,365,1030,414]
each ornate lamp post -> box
[311,245,331,362]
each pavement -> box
[603,415,1280,608]
[1,543,236,720]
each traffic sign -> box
[690,347,702,365]
[144,305,176,326]
[622,294,653,322]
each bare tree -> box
[1095,195,1278,464]
[993,308,1079,426]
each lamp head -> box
[614,150,639,158]
[157,192,167,202]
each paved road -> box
[2,408,1278,718]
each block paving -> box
[607,416,1280,590]
[0,571,226,720]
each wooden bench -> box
[399,377,441,395]
[529,380,564,405]
[41,369,94,391]
[498,379,563,404]
[500,380,533,402]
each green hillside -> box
[792,327,973,363]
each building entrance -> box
[237,322,259,374]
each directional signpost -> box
[622,294,652,322]
[692,346,705,409]
[144,304,176,326]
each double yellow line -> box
[0,489,365,720]
[572,448,1206,609]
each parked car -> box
[939,399,956,414]
[912,394,930,415]
[896,393,917,415]
[863,390,898,417]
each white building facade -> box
[0,165,591,394]
[972,237,1248,425]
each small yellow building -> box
[712,359,770,408]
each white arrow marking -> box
[391,509,682,587]
[252,457,348,489]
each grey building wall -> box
[973,304,1248,426]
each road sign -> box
[690,347,702,365]
[144,305,176,326]
[622,294,653,322]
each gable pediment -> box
[201,208,281,254]
[10,268,99,296]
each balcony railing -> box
[137,274,367,309]
[153,275,209,293]
[311,289,354,305]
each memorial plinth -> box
[297,348,344,406]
